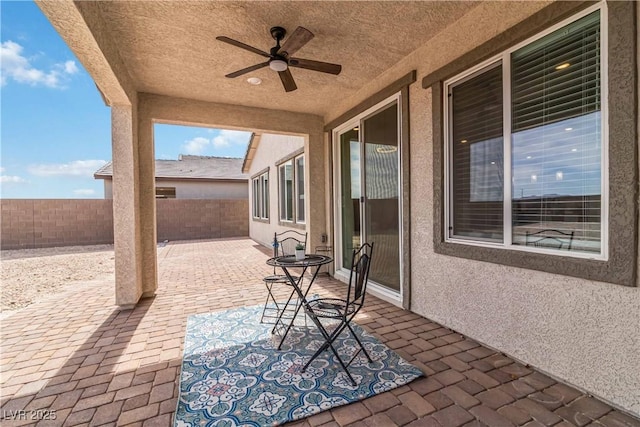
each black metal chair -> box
[302,242,374,386]
[525,229,574,250]
[260,230,307,324]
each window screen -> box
[450,64,504,242]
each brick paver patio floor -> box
[1,238,639,427]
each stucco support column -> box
[138,101,158,298]
[112,104,143,308]
[305,129,327,254]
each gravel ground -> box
[1,244,115,314]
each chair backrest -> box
[525,229,574,250]
[272,230,307,257]
[346,242,374,310]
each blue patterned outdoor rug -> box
[175,305,423,426]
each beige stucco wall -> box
[247,133,306,248]
[102,179,247,199]
[324,1,639,416]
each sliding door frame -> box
[332,92,407,307]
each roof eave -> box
[241,133,261,173]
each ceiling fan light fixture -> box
[269,59,288,72]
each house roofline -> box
[95,175,247,183]
[241,132,261,173]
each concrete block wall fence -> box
[0,199,248,250]
[155,199,249,241]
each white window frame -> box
[278,154,305,224]
[295,154,305,224]
[261,173,269,220]
[332,92,404,307]
[278,160,294,222]
[443,2,608,261]
[252,171,269,220]
[252,178,260,218]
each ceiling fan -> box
[216,26,342,92]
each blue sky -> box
[0,1,250,199]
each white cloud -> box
[0,41,79,88]
[63,60,79,74]
[212,130,251,149]
[28,160,107,177]
[73,189,95,196]
[211,137,229,148]
[182,137,210,155]
[0,175,26,183]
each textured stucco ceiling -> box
[89,1,480,116]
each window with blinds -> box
[511,10,601,253]
[446,8,603,256]
[450,64,504,242]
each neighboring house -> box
[242,133,306,248]
[94,155,248,199]
[43,1,640,416]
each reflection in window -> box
[470,139,503,203]
[350,142,361,199]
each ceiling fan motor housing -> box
[270,26,286,42]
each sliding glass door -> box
[339,127,361,269]
[363,103,400,291]
[335,96,402,297]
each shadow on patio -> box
[1,238,638,426]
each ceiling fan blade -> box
[278,69,297,92]
[225,62,269,78]
[289,58,342,75]
[216,36,270,58]
[279,26,314,57]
